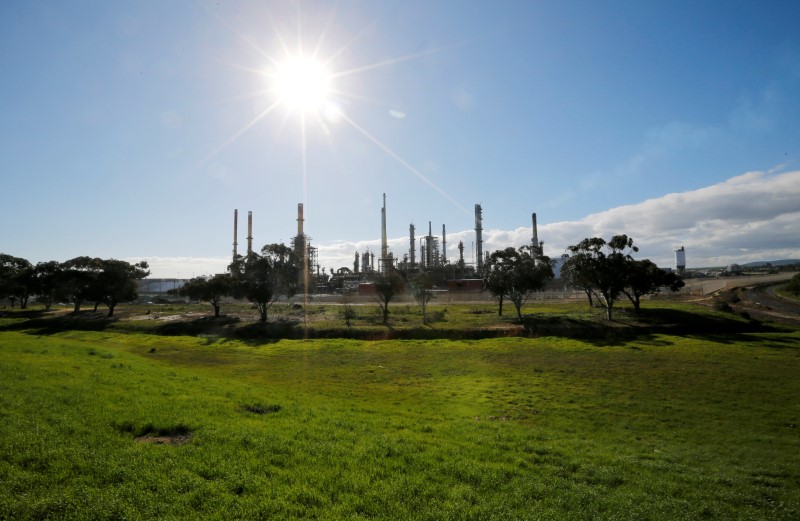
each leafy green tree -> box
[94,259,150,317]
[410,273,436,324]
[230,244,300,323]
[622,259,685,314]
[561,253,597,307]
[56,257,103,313]
[0,254,34,308]
[179,274,233,317]
[33,261,61,310]
[373,270,405,324]
[566,235,639,321]
[482,246,554,319]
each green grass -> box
[4,299,771,344]
[2,327,799,519]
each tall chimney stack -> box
[409,223,416,266]
[233,209,239,261]
[380,193,388,271]
[247,211,253,255]
[442,224,447,264]
[475,204,483,271]
[297,203,304,237]
[531,212,539,251]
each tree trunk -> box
[107,303,116,317]
[73,300,81,313]
[498,295,504,316]
[213,303,220,317]
[584,289,593,307]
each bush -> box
[787,273,800,296]
[714,301,733,313]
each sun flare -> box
[272,56,332,112]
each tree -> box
[0,254,34,309]
[410,273,435,324]
[566,235,639,321]
[622,259,685,314]
[230,244,300,323]
[33,261,61,310]
[373,270,405,324]
[94,259,150,317]
[55,257,103,313]
[561,253,597,307]
[179,274,233,317]
[482,246,554,319]
[786,272,800,296]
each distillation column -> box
[247,211,253,255]
[475,204,483,271]
[409,223,416,266]
[442,224,447,264]
[380,194,388,272]
[233,209,238,262]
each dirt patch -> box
[135,433,192,445]
[243,403,282,414]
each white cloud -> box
[389,109,406,119]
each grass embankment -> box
[1,327,799,519]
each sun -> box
[272,56,332,113]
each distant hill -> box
[742,259,800,268]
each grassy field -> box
[2,308,799,519]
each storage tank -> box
[675,246,686,275]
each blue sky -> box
[2,1,799,277]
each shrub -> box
[787,273,800,296]
[714,301,733,313]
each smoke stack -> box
[442,224,447,264]
[297,203,304,237]
[409,223,416,266]
[531,213,538,249]
[247,211,253,255]
[233,209,239,261]
[380,193,388,270]
[475,204,483,271]
[427,221,434,268]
